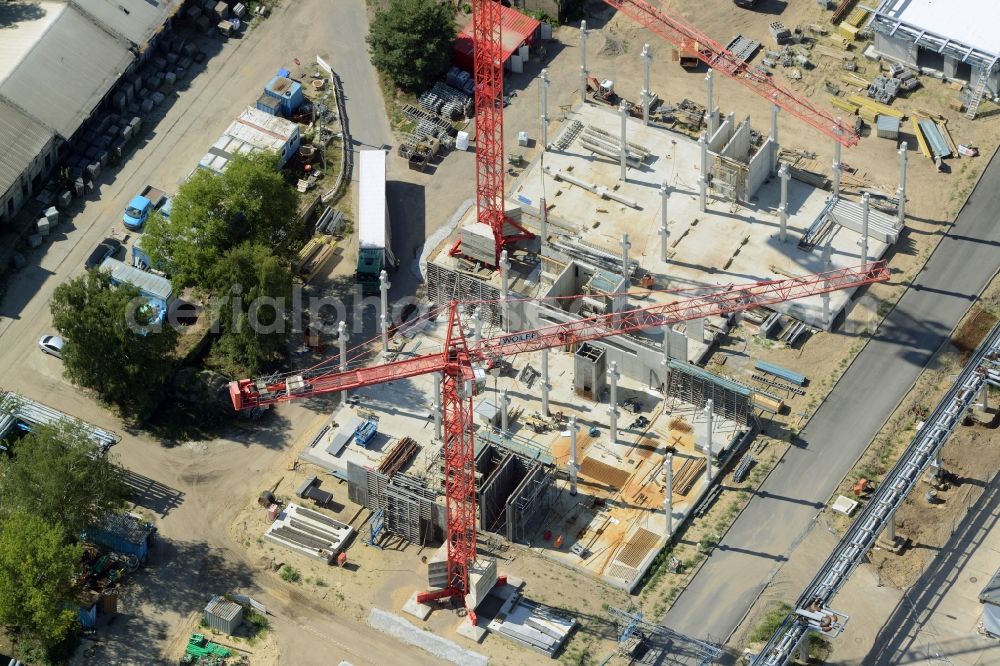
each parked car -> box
[85,238,123,269]
[38,335,65,359]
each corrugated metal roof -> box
[0,97,54,197]
[100,257,173,302]
[0,1,66,84]
[456,5,541,62]
[0,4,134,138]
[205,596,243,622]
[72,0,185,49]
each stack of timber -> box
[674,457,707,496]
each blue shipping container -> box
[264,75,304,116]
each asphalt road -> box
[662,146,1000,643]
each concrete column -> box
[620,233,631,285]
[698,132,708,213]
[433,373,442,440]
[619,100,629,182]
[580,21,588,106]
[981,383,990,411]
[540,68,550,150]
[659,182,669,263]
[473,305,484,344]
[832,134,842,197]
[539,195,548,250]
[797,635,810,663]
[379,269,390,351]
[338,321,349,400]
[641,43,652,126]
[770,103,779,174]
[861,192,870,265]
[664,453,674,539]
[886,511,896,541]
[704,399,714,486]
[541,348,550,416]
[778,162,789,243]
[569,415,579,495]
[822,241,833,327]
[932,447,942,469]
[608,361,619,444]
[500,249,511,333]
[897,141,908,225]
[705,69,716,136]
[500,389,510,435]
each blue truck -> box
[123,185,172,231]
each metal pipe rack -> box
[753,320,1000,666]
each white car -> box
[38,335,65,360]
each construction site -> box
[174,0,1000,662]
[227,0,920,659]
[5,0,1000,664]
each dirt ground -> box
[736,269,1000,662]
[829,271,1000,592]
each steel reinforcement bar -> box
[754,319,1000,665]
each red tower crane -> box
[603,0,860,147]
[451,0,535,266]
[230,262,888,621]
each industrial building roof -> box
[0,97,54,198]
[875,0,1000,58]
[0,1,65,84]
[455,4,540,63]
[71,0,185,50]
[0,3,134,138]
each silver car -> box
[38,335,65,359]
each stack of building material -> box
[263,503,353,563]
[674,457,706,496]
[769,22,791,45]
[847,94,903,123]
[868,75,901,104]
[460,222,498,265]
[916,119,952,159]
[725,35,762,64]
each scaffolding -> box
[426,261,501,324]
[347,463,438,545]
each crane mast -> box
[230,263,889,620]
[452,0,534,266]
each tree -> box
[50,270,178,418]
[367,0,457,91]
[143,152,302,289]
[208,241,294,376]
[0,421,131,539]
[0,512,83,654]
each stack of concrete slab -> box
[263,503,353,563]
[459,222,497,266]
[485,583,577,657]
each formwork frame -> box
[666,360,752,426]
